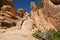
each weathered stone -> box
[38,0,44,9]
[0,0,14,9]
[30,2,37,19]
[17,9,25,18]
[41,0,60,29]
[0,0,21,29]
[30,2,36,11]
[30,2,45,32]
[1,5,16,15]
[24,12,30,19]
[30,1,57,32]
[0,0,17,19]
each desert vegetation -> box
[33,29,60,40]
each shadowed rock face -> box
[1,21,16,28]
[0,0,13,7]
[0,0,14,10]
[50,0,60,5]
[42,0,60,29]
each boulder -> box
[0,0,14,8]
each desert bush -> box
[45,29,60,40]
[33,29,60,40]
[32,31,43,39]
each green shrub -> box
[45,29,60,40]
[32,31,42,39]
[33,29,60,40]
[45,30,57,40]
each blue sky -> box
[13,0,38,12]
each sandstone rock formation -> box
[0,0,14,10]
[50,0,60,5]
[0,0,60,33]
[40,0,60,29]
[30,1,57,32]
[17,9,25,18]
[1,5,16,15]
[30,2,46,32]
[24,12,30,19]
[34,0,60,32]
[0,0,60,40]
[0,0,21,29]
[17,9,30,20]
[0,0,16,19]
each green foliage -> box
[45,30,57,40]
[33,29,60,40]
[32,31,43,39]
[45,29,60,40]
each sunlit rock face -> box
[0,0,16,15]
[25,12,30,19]
[0,0,17,28]
[30,1,54,32]
[40,0,60,29]
[30,0,60,32]
[1,5,16,15]
[30,2,37,19]
[0,0,16,17]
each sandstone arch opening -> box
[50,0,60,5]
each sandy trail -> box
[0,19,38,40]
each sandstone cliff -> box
[0,0,60,40]
[0,0,21,29]
[30,0,60,32]
[41,0,60,29]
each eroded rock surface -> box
[42,0,60,29]
[0,18,38,40]
[0,0,20,29]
